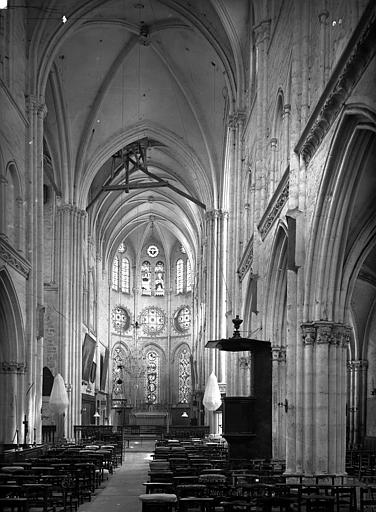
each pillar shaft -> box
[56,203,86,440]
[289,322,350,477]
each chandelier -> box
[112,321,147,407]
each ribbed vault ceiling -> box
[35,0,248,260]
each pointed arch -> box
[264,222,288,344]
[172,343,192,405]
[0,267,26,444]
[3,161,24,250]
[305,106,376,324]
[0,267,25,362]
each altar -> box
[130,411,168,426]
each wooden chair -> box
[175,484,207,498]
[332,485,357,512]
[360,486,376,512]
[0,497,29,512]
[142,482,175,494]
[138,493,178,512]
[178,496,216,512]
[305,495,335,512]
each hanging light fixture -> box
[49,374,69,415]
[181,411,188,418]
[202,371,222,411]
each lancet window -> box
[144,350,160,404]
[178,348,191,403]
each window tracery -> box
[178,348,191,403]
[112,256,119,290]
[139,306,166,335]
[154,261,165,296]
[144,350,160,404]
[141,260,152,295]
[176,258,183,294]
[121,257,130,293]
[112,306,130,333]
[186,260,192,291]
[174,306,191,333]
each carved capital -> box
[301,323,316,345]
[26,95,46,118]
[315,322,334,344]
[331,323,351,347]
[205,209,228,222]
[38,103,48,119]
[228,110,246,129]
[348,359,368,372]
[57,203,87,218]
[1,361,27,374]
[272,346,286,363]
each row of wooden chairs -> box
[140,441,376,512]
[0,441,122,511]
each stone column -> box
[282,104,291,176]
[318,10,330,87]
[56,202,86,440]
[0,362,26,444]
[272,346,287,460]
[269,138,277,198]
[347,360,367,448]
[253,20,270,216]
[204,209,229,432]
[25,97,47,444]
[288,321,349,477]
[0,175,7,236]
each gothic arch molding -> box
[0,267,26,444]
[0,267,25,363]
[264,222,288,344]
[305,106,376,323]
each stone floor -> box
[78,440,155,512]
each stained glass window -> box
[186,260,192,291]
[174,306,191,333]
[121,257,130,293]
[144,351,160,404]
[140,306,166,335]
[112,346,126,396]
[155,261,165,296]
[178,348,191,403]
[112,256,119,290]
[111,306,130,333]
[141,260,152,295]
[176,258,183,294]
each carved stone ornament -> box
[347,360,368,371]
[272,346,286,363]
[296,3,376,164]
[237,236,254,281]
[0,237,31,278]
[239,355,252,369]
[258,169,289,240]
[1,361,27,373]
[301,321,352,347]
[301,323,316,345]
